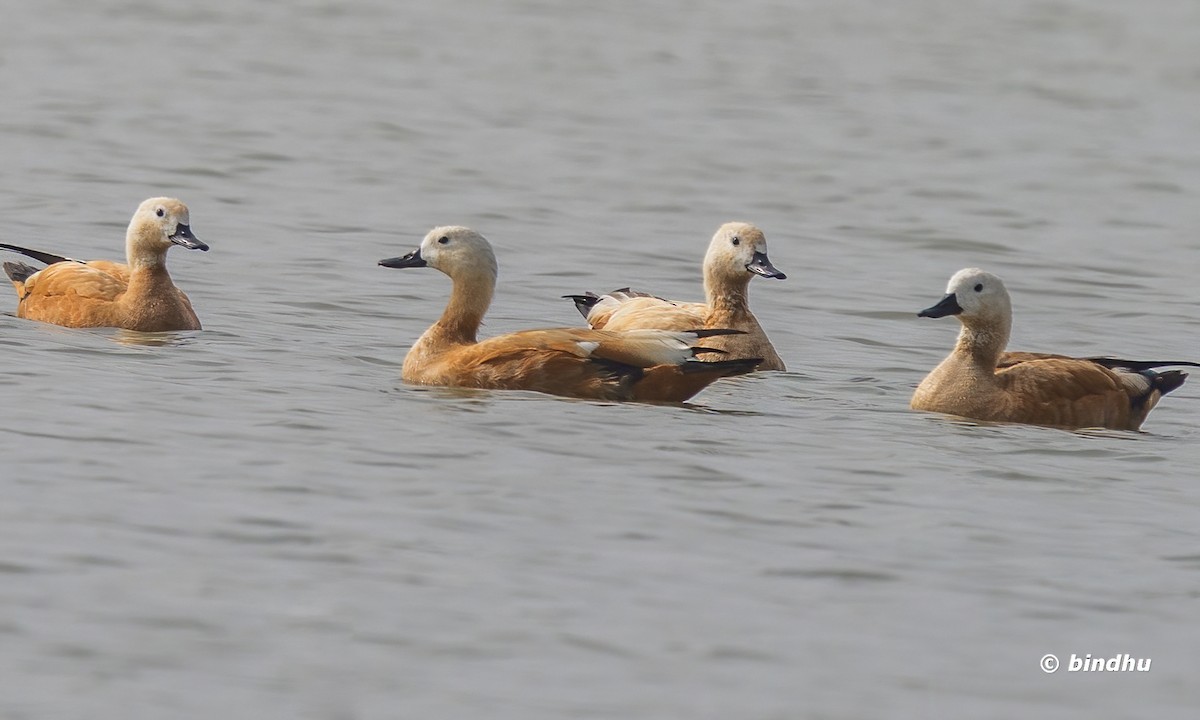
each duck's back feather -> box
[404,327,757,401]
[20,261,128,302]
[991,353,1187,428]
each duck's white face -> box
[379,225,498,279]
[131,197,207,252]
[704,222,786,281]
[920,267,1011,322]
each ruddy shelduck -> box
[912,268,1197,430]
[564,221,788,371]
[379,226,762,402]
[1,197,208,331]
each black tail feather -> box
[562,292,601,318]
[562,288,673,319]
[1130,369,1188,411]
[3,261,39,283]
[0,243,73,266]
[1153,370,1188,397]
[681,357,763,375]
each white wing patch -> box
[1113,369,1153,398]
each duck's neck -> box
[124,252,176,297]
[954,317,1011,369]
[704,270,751,322]
[124,222,173,287]
[425,269,495,346]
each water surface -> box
[1,0,1199,717]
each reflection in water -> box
[111,329,200,347]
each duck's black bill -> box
[379,249,426,268]
[746,251,786,279]
[918,292,963,318]
[170,224,208,251]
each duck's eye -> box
[974,283,983,292]
[155,208,165,218]
[437,236,450,245]
[731,236,740,246]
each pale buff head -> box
[920,268,1011,323]
[702,222,786,285]
[126,197,208,266]
[379,225,499,282]
[919,268,1014,354]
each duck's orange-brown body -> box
[1,197,208,332]
[382,226,761,402]
[8,259,200,331]
[401,325,757,402]
[566,222,787,370]
[912,269,1192,430]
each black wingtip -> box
[0,243,73,266]
[1088,357,1200,371]
[691,328,748,339]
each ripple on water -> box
[761,567,900,583]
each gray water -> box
[1,0,1199,717]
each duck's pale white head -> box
[128,197,207,256]
[919,267,1011,323]
[379,225,499,280]
[704,222,786,281]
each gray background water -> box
[1,0,1199,717]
